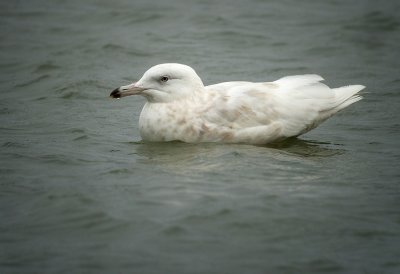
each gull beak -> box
[110,82,145,98]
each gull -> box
[110,63,364,144]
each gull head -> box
[110,63,204,103]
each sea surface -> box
[1,0,400,273]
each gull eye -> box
[160,76,169,82]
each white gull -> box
[110,63,364,144]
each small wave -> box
[60,91,85,99]
[270,66,309,74]
[33,96,47,101]
[162,225,187,236]
[354,229,398,238]
[270,42,288,47]
[102,43,124,50]
[344,11,399,32]
[125,13,163,24]
[126,49,152,57]
[265,138,345,158]
[73,135,89,141]
[101,43,150,57]
[54,80,109,100]
[305,46,340,55]
[68,128,86,134]
[34,62,60,73]
[39,154,77,165]
[15,75,50,88]
[2,141,28,148]
[0,10,47,18]
[182,208,233,224]
[0,62,20,69]
[106,168,134,174]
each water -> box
[1,0,400,273]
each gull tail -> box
[332,85,365,112]
[314,84,365,127]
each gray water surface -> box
[1,0,400,273]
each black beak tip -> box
[110,88,121,99]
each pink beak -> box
[110,82,145,98]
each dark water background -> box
[1,0,400,273]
